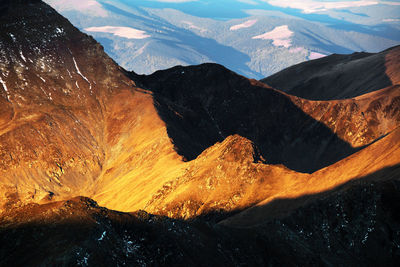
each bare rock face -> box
[292,85,400,147]
[0,1,400,266]
[0,0,134,205]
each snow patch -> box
[98,231,106,241]
[54,27,65,37]
[19,51,27,62]
[37,58,46,70]
[9,33,16,42]
[182,21,207,33]
[309,52,326,60]
[264,0,380,13]
[230,19,257,31]
[72,57,92,89]
[252,25,293,48]
[0,76,10,101]
[82,256,89,265]
[39,76,46,83]
[39,86,48,98]
[44,0,108,17]
[0,77,8,92]
[289,47,307,54]
[84,26,150,39]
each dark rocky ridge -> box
[132,64,360,173]
[261,46,400,100]
[132,64,400,173]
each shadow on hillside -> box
[218,163,400,227]
[1,165,399,266]
[132,63,365,173]
[214,164,400,266]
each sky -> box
[113,0,400,21]
[46,0,400,26]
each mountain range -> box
[43,0,400,79]
[0,0,400,266]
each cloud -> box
[44,0,108,17]
[145,0,198,3]
[230,19,258,31]
[237,0,259,5]
[252,25,294,48]
[84,26,151,39]
[381,1,400,5]
[262,0,380,13]
[383,18,400,22]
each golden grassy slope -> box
[1,73,399,219]
[221,126,400,227]
[91,85,400,218]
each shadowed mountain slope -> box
[133,64,399,173]
[261,46,400,100]
[1,166,400,266]
[222,126,400,227]
[134,64,359,173]
[128,122,400,219]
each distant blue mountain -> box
[44,0,400,78]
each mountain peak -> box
[197,134,264,164]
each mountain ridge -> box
[261,45,400,100]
